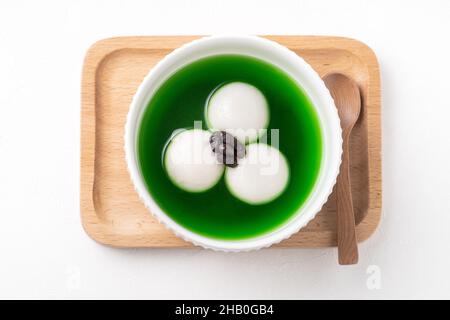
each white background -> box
[1,0,450,299]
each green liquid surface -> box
[138,54,322,240]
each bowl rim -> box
[124,35,342,251]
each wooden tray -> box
[81,36,381,248]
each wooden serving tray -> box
[81,36,381,248]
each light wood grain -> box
[81,36,382,248]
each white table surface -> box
[1,0,450,299]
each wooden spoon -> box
[324,73,361,265]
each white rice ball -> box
[225,143,289,205]
[206,82,269,143]
[164,129,224,192]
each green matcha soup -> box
[137,54,323,240]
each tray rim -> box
[80,35,381,248]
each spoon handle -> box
[337,130,359,265]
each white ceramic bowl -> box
[125,35,342,251]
